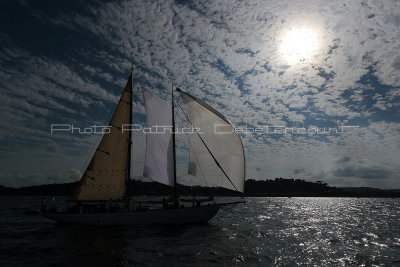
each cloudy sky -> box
[0,0,399,188]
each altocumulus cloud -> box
[0,0,399,188]
[333,165,393,180]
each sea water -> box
[1,196,399,266]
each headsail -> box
[180,91,245,193]
[72,74,132,201]
[142,88,174,186]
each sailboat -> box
[42,69,245,225]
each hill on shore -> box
[1,178,399,198]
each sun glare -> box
[281,28,318,64]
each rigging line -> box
[174,90,242,194]
[59,135,87,188]
[171,83,178,205]
[79,132,101,176]
[189,133,212,190]
[173,96,211,190]
[126,68,133,208]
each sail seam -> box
[189,130,210,188]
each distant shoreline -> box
[1,179,399,198]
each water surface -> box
[1,196,399,266]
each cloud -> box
[332,165,393,180]
[334,155,351,163]
[1,0,400,188]
[294,168,306,175]
[392,56,400,70]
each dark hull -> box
[42,204,221,225]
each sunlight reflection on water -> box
[1,196,400,266]
[216,197,400,266]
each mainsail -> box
[72,74,132,201]
[142,88,174,186]
[180,91,245,193]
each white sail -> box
[180,91,245,193]
[142,88,174,186]
[72,74,132,201]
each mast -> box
[172,84,178,206]
[126,67,133,209]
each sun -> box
[281,28,318,64]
